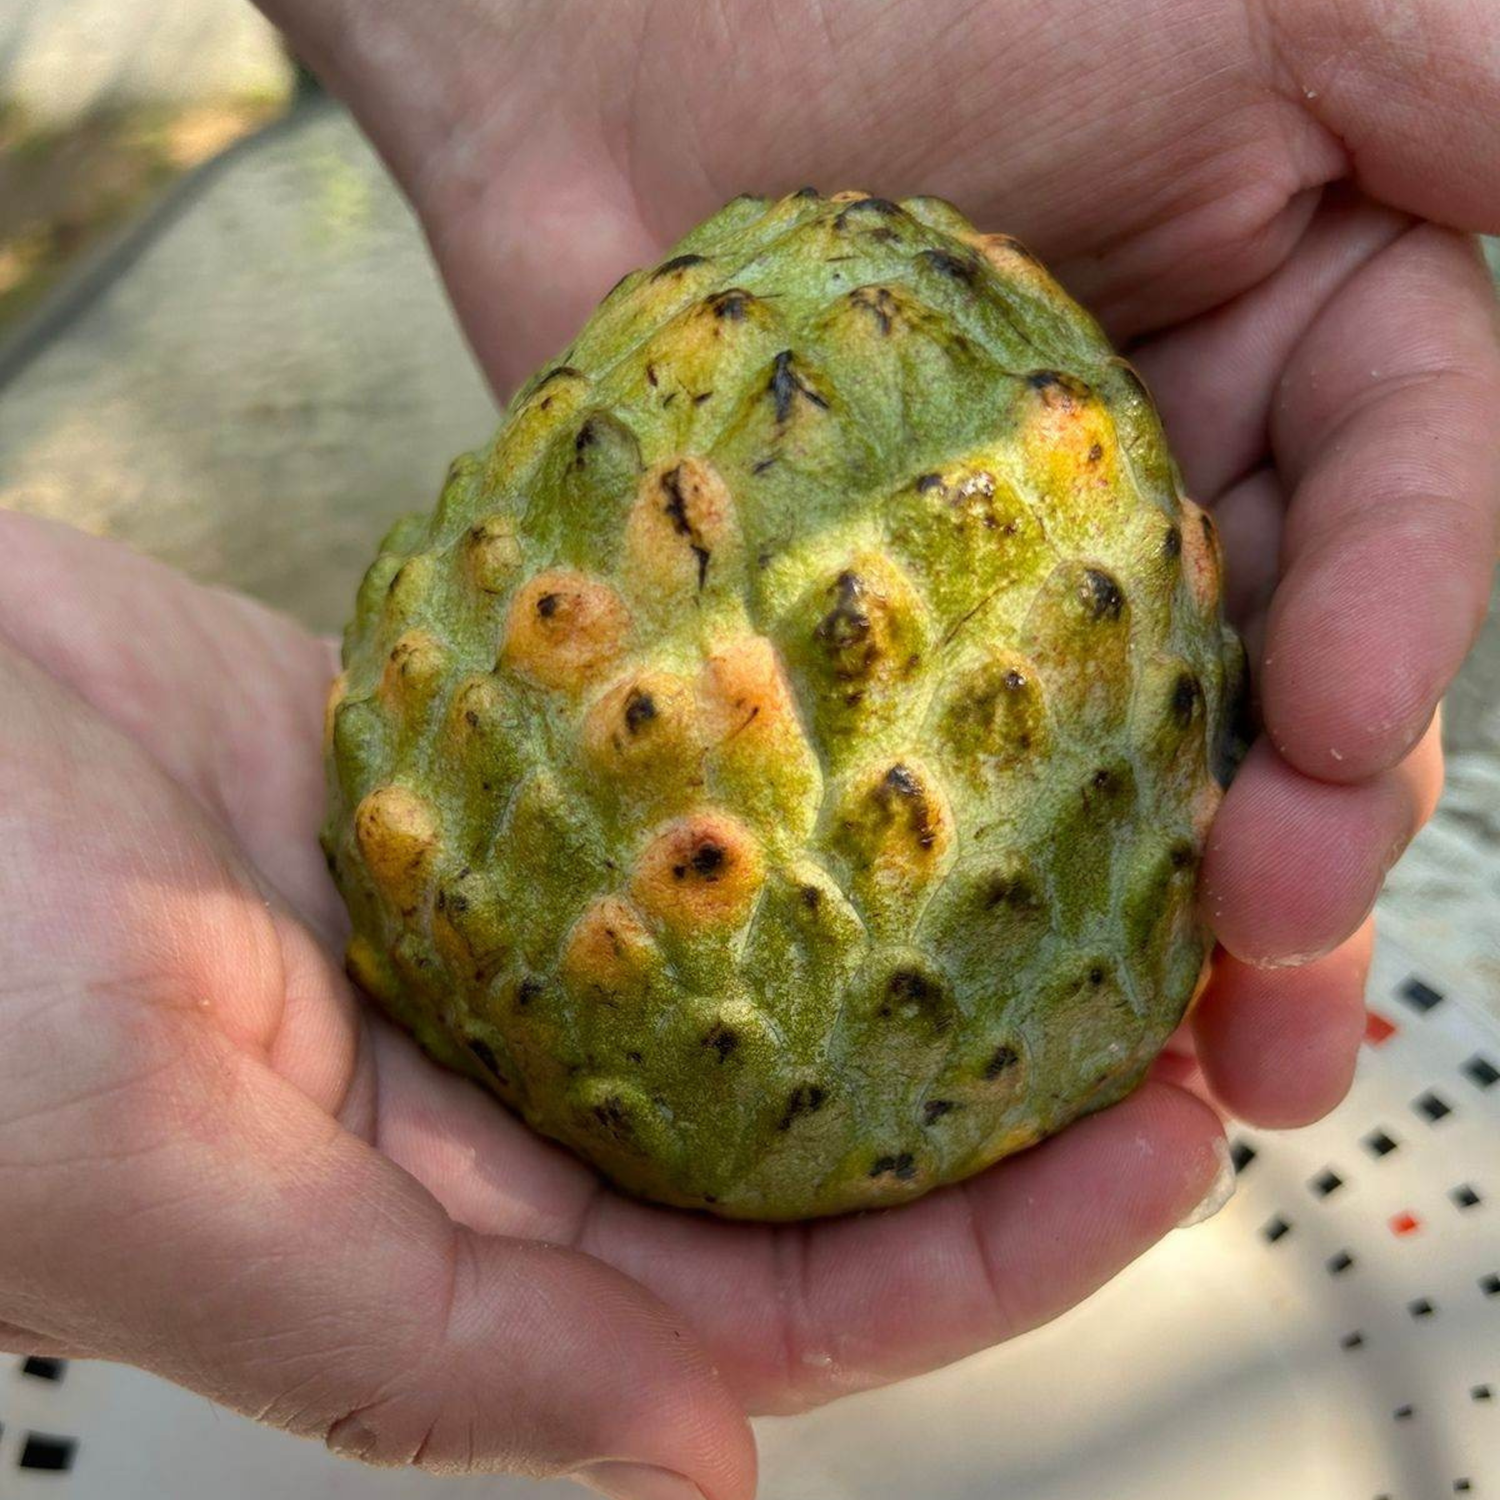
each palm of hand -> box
[5,2,1499,1496]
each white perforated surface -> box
[3,925,1495,1500]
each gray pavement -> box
[1,0,292,127]
[0,100,497,634]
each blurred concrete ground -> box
[0,0,296,324]
[1,0,292,127]
[0,76,1495,1001]
[0,98,498,629]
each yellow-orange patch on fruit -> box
[632,812,764,933]
[502,570,630,691]
[624,457,740,600]
[968,232,1067,299]
[1018,374,1120,504]
[699,635,801,749]
[582,670,700,778]
[1176,497,1224,613]
[561,895,661,1001]
[354,785,439,911]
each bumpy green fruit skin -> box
[323,189,1246,1220]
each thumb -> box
[0,624,755,1500]
[3,1012,755,1500]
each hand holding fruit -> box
[3,3,1498,1498]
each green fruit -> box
[323,189,1246,1220]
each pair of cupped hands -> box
[3,3,1498,1497]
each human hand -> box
[4,2,1497,1497]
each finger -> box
[1193,921,1373,1128]
[355,1012,603,1246]
[581,1083,1225,1415]
[1203,466,1284,643]
[6,1022,751,1495]
[1261,225,1500,781]
[1131,186,1411,500]
[1201,726,1442,967]
[1265,0,1500,231]
[0,511,341,936]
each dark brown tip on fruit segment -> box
[1212,647,1255,789]
[878,763,939,851]
[1087,442,1104,463]
[994,233,1038,263]
[702,1024,739,1062]
[834,197,904,231]
[710,289,752,320]
[653,253,708,279]
[537,365,583,388]
[915,472,943,492]
[536,592,560,619]
[793,185,820,199]
[869,1152,917,1180]
[984,1044,1019,1079]
[800,884,822,909]
[919,248,977,283]
[658,465,713,590]
[814,570,879,681]
[1171,672,1201,727]
[778,1082,828,1130]
[1081,568,1124,621]
[1164,525,1183,559]
[468,1039,508,1083]
[623,689,657,734]
[922,1099,958,1124]
[882,968,952,1032]
[985,874,1037,911]
[671,838,728,882]
[590,1096,634,1142]
[517,976,543,1007]
[843,196,902,217]
[768,350,829,424]
[849,285,898,334]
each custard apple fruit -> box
[323,189,1246,1220]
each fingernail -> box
[1178,1135,1236,1228]
[574,1461,707,1500]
